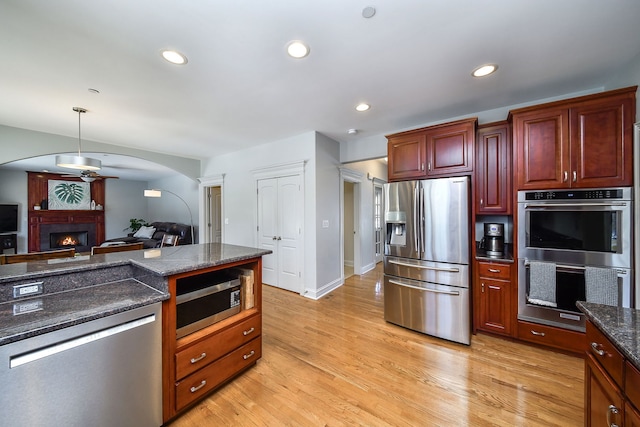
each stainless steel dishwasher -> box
[0,303,162,427]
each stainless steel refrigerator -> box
[383,176,470,345]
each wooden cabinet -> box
[517,319,585,353]
[162,257,262,423]
[474,261,512,336]
[475,122,511,214]
[512,86,636,190]
[387,118,476,181]
[584,320,640,426]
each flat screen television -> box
[0,204,19,233]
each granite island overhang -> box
[0,243,271,346]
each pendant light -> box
[56,107,101,170]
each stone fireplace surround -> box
[40,223,97,253]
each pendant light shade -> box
[56,107,101,171]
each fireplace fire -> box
[50,231,89,249]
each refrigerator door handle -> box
[388,279,460,296]
[388,259,460,273]
[413,184,420,252]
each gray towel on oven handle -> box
[585,266,619,306]
[527,261,557,308]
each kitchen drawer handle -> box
[607,404,620,427]
[590,342,606,357]
[243,350,256,360]
[190,352,207,364]
[190,380,207,393]
[389,260,459,273]
[243,327,255,336]
[530,330,545,337]
[487,268,501,273]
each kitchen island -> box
[578,301,640,425]
[0,243,270,426]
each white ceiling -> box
[1,0,640,172]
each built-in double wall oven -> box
[517,187,633,332]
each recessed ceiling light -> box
[161,50,188,65]
[347,129,358,135]
[286,40,310,59]
[355,103,370,112]
[472,64,498,77]
[362,6,376,18]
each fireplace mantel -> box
[27,172,106,252]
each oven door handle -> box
[388,279,460,296]
[524,202,627,208]
[389,259,459,273]
[523,261,627,275]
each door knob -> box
[272,236,277,240]
[277,236,282,240]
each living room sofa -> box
[102,221,194,248]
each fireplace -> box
[50,231,89,249]
[40,223,97,253]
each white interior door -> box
[374,184,384,263]
[257,175,302,293]
[258,179,278,286]
[276,175,301,292]
[211,186,222,243]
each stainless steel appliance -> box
[482,222,504,257]
[517,187,633,331]
[383,176,470,345]
[176,270,242,338]
[0,303,162,427]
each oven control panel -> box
[523,189,625,200]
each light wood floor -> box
[172,263,584,426]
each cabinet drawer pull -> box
[607,404,620,427]
[488,268,501,273]
[190,352,207,364]
[530,330,545,337]
[563,171,568,182]
[190,380,207,393]
[572,170,577,182]
[590,342,606,357]
[243,350,256,360]
[243,327,255,336]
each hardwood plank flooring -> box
[171,264,583,426]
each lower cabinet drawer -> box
[175,315,261,380]
[175,336,262,412]
[517,320,585,353]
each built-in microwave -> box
[175,271,242,339]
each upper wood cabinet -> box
[512,86,636,190]
[475,122,511,214]
[387,118,476,181]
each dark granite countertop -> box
[577,301,640,370]
[0,243,271,283]
[0,243,271,346]
[0,279,166,346]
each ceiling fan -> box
[61,170,119,182]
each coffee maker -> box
[482,223,504,257]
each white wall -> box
[104,179,149,239]
[201,131,319,293]
[0,169,29,252]
[313,132,342,297]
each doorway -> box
[343,181,355,279]
[199,175,224,244]
[340,168,363,280]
